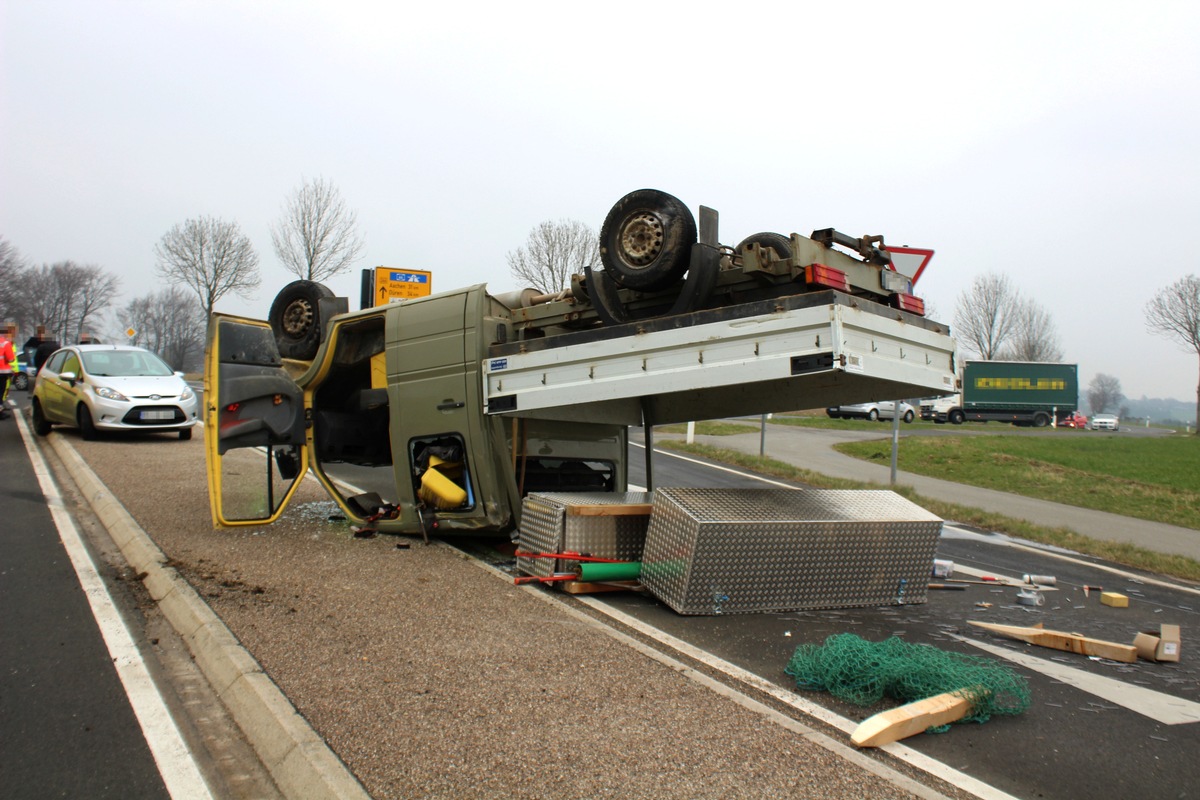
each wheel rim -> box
[281,298,315,337]
[618,212,665,268]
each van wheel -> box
[599,189,696,291]
[735,232,793,261]
[269,280,334,360]
[32,399,52,436]
[78,405,98,441]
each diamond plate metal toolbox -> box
[640,488,942,615]
[516,492,651,578]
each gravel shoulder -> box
[67,433,940,800]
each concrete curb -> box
[48,434,371,800]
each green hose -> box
[577,561,641,582]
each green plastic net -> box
[785,634,1030,729]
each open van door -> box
[204,314,308,526]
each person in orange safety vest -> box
[0,330,17,419]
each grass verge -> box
[656,421,760,436]
[835,435,1200,530]
[657,440,1200,584]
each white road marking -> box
[16,413,215,799]
[952,634,1200,726]
[570,596,1021,800]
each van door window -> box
[410,434,475,512]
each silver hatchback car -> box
[31,344,199,440]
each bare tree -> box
[1145,274,1200,432]
[507,219,600,293]
[953,273,1022,360]
[1087,373,1123,414]
[1000,301,1063,362]
[125,286,205,371]
[9,261,119,343]
[270,176,365,282]
[0,237,27,325]
[155,217,261,318]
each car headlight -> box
[179,385,194,402]
[94,386,129,402]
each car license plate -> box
[141,409,174,421]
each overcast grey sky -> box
[3,2,1198,402]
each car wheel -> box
[599,189,697,291]
[867,409,879,421]
[179,427,193,441]
[31,399,52,436]
[78,404,98,441]
[13,373,29,391]
[903,410,915,423]
[269,280,335,361]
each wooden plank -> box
[565,503,653,517]
[559,580,639,594]
[851,691,975,747]
[969,620,1137,663]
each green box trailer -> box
[955,361,1077,427]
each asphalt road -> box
[0,398,171,799]
[7,383,1199,799]
[615,443,1200,800]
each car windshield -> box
[82,350,174,377]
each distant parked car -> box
[1061,411,1088,429]
[826,401,916,423]
[11,355,36,391]
[31,344,199,440]
[1089,414,1119,431]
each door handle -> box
[437,400,465,411]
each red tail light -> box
[805,263,850,292]
[889,293,925,315]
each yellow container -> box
[1100,592,1128,608]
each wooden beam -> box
[565,504,653,517]
[851,690,975,747]
[968,621,1137,663]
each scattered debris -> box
[786,634,1029,747]
[969,621,1138,663]
[1016,589,1045,607]
[852,690,977,747]
[1133,625,1181,663]
[1101,592,1129,608]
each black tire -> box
[903,409,915,423]
[31,399,52,436]
[269,280,334,361]
[179,427,193,441]
[78,404,97,441]
[867,408,879,421]
[949,410,965,425]
[1032,413,1050,428]
[599,189,696,291]
[735,232,793,260]
[13,372,29,391]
